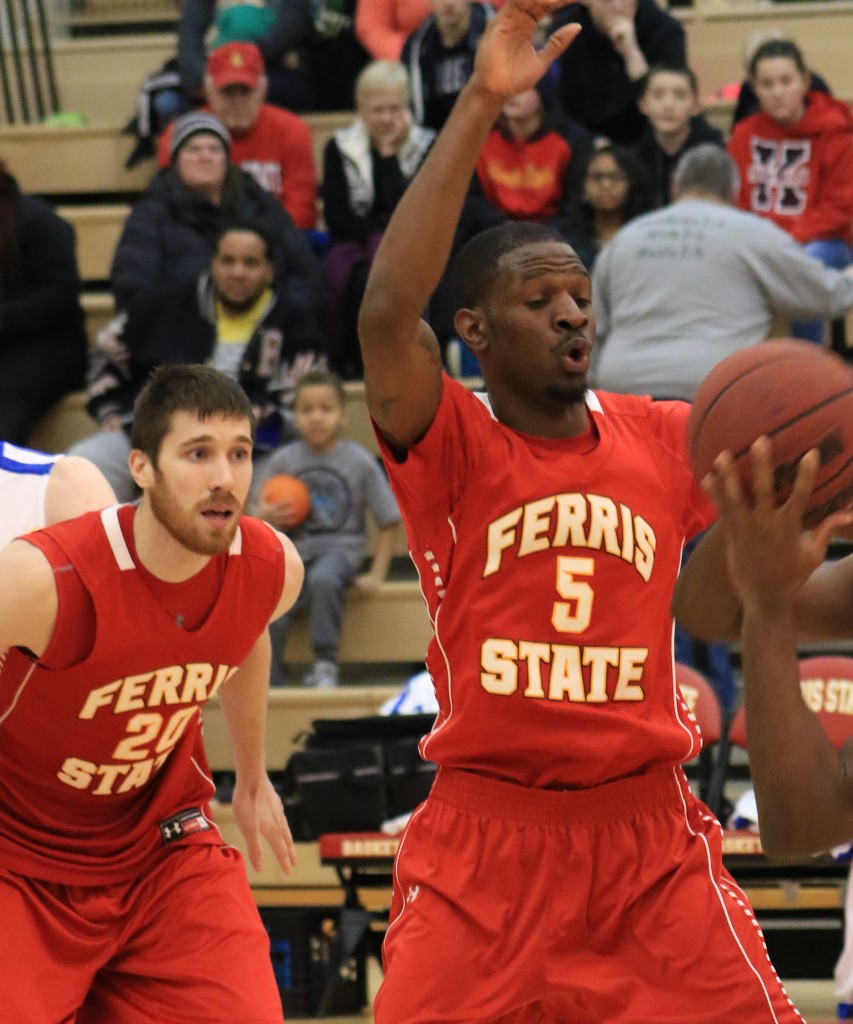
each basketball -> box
[687,339,853,525]
[259,474,311,525]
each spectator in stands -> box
[253,370,401,689]
[591,145,853,402]
[158,43,318,230]
[730,30,832,127]
[308,0,371,112]
[113,112,321,330]
[728,38,853,345]
[430,76,593,354]
[402,0,495,132]
[210,0,276,49]
[178,0,315,112]
[0,164,87,447]
[551,0,687,145]
[562,143,651,270]
[321,60,435,378]
[590,145,853,714]
[355,0,433,60]
[461,79,592,235]
[633,64,724,208]
[73,223,327,503]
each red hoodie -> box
[475,125,573,222]
[728,90,853,245]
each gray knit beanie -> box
[169,112,232,163]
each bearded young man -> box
[0,363,303,1024]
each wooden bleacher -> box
[1,110,350,199]
[11,2,851,135]
[202,684,408,774]
[678,1,853,106]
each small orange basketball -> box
[259,474,311,526]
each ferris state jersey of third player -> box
[375,375,715,789]
[0,504,284,886]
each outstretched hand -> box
[705,437,853,610]
[232,774,297,875]
[473,0,581,101]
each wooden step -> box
[0,123,153,194]
[678,1,853,102]
[0,108,351,198]
[202,684,408,773]
[58,202,130,282]
[28,389,98,453]
[282,580,429,667]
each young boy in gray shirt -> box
[254,371,401,687]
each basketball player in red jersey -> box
[674,440,853,859]
[358,1,805,1020]
[0,364,303,1023]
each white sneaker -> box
[304,659,339,689]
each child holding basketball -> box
[728,38,853,344]
[253,371,401,687]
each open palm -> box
[474,0,581,100]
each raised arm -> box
[700,440,853,857]
[357,0,581,450]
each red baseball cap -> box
[206,42,265,89]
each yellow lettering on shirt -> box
[480,638,648,703]
[77,663,237,718]
[484,160,557,191]
[58,662,239,796]
[483,493,656,581]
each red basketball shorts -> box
[0,844,283,1024]
[375,766,803,1024]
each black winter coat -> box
[552,0,687,145]
[110,167,322,323]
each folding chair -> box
[675,661,727,815]
[729,655,853,752]
[715,655,853,822]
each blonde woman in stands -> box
[321,60,434,377]
[0,163,87,446]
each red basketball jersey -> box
[377,377,714,788]
[0,506,284,885]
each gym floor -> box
[288,974,842,1022]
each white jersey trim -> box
[101,505,135,571]
[473,389,604,417]
[100,505,244,570]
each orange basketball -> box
[259,474,311,526]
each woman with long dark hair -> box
[563,143,652,270]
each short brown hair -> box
[294,370,346,406]
[131,364,255,466]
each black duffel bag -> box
[283,714,437,840]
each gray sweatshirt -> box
[591,198,853,401]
